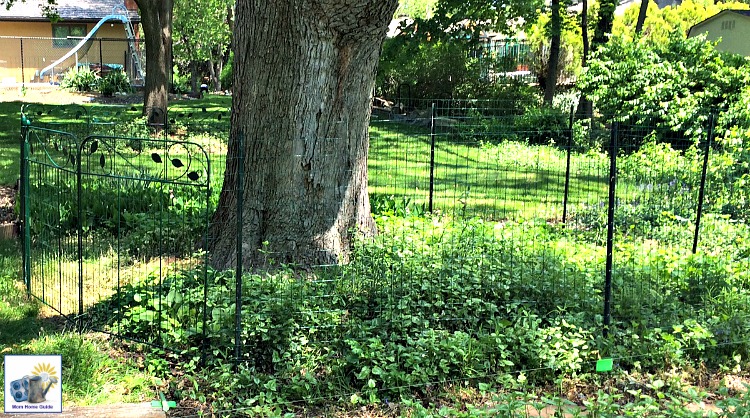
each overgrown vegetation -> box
[93,199,750,414]
[60,67,132,96]
[6,80,750,416]
[578,35,750,147]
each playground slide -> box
[38,14,132,80]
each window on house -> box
[52,24,87,48]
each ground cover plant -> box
[4,94,750,416]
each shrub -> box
[578,35,750,147]
[61,66,99,92]
[219,51,233,90]
[455,102,570,146]
[98,70,131,96]
[377,38,485,100]
[172,65,191,94]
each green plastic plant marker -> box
[596,358,613,372]
[151,399,177,410]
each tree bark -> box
[216,59,223,91]
[581,0,589,69]
[189,60,199,94]
[635,0,649,35]
[209,0,398,269]
[577,0,593,120]
[543,0,561,105]
[209,57,219,92]
[134,0,173,122]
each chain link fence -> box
[0,36,143,86]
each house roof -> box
[0,0,139,23]
[687,9,750,37]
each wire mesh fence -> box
[471,40,537,84]
[17,99,750,407]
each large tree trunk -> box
[635,0,650,35]
[208,0,398,269]
[543,0,561,105]
[135,0,173,121]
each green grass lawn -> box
[4,96,612,221]
[369,120,610,220]
[0,101,22,186]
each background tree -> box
[208,0,399,268]
[173,0,233,93]
[635,0,650,34]
[394,0,437,19]
[613,0,750,43]
[544,0,562,105]
[592,0,617,48]
[577,0,592,119]
[134,0,173,119]
[401,0,544,42]
[525,4,580,103]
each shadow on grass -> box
[0,239,154,405]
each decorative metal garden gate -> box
[20,105,212,349]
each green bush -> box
[578,35,750,147]
[456,103,570,146]
[61,66,99,92]
[219,51,233,90]
[172,65,191,94]
[98,70,131,96]
[377,38,485,100]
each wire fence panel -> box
[21,106,212,351]
[22,127,80,315]
[19,100,750,396]
[76,134,212,347]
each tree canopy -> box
[173,0,233,92]
[613,0,750,43]
[395,0,545,42]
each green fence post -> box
[562,105,575,226]
[234,132,244,365]
[77,139,84,319]
[603,122,618,338]
[21,120,31,294]
[693,113,715,254]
